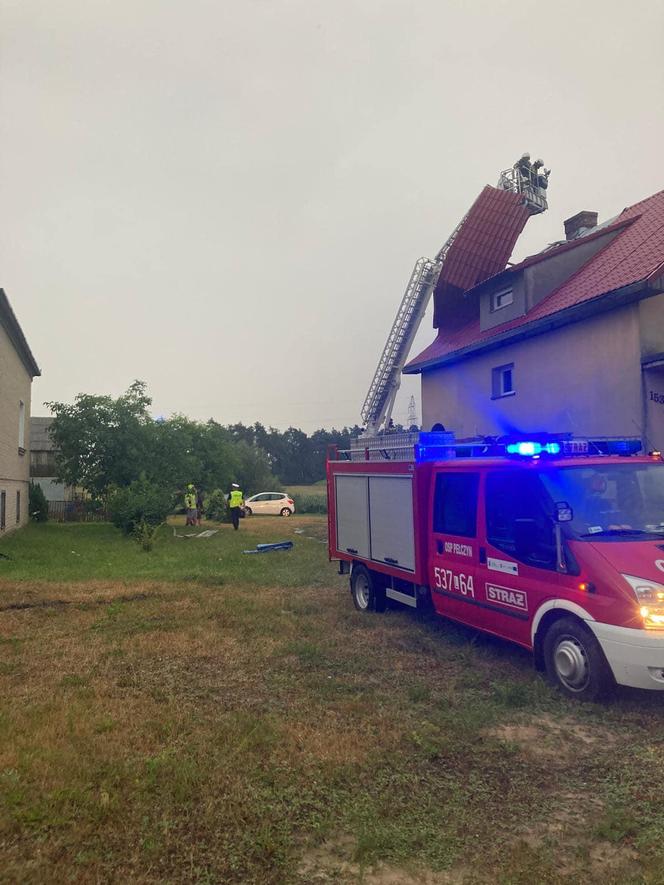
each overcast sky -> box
[2,0,663,431]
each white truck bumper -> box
[588,621,664,690]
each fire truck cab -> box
[327,433,664,701]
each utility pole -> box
[407,395,418,429]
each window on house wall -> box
[492,363,515,398]
[18,401,26,452]
[0,492,5,530]
[490,288,514,312]
[16,491,20,524]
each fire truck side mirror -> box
[555,502,573,523]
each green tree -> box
[46,381,153,496]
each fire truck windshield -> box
[539,462,664,541]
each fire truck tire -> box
[351,565,386,613]
[543,617,614,701]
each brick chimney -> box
[564,210,598,241]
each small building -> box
[405,189,664,450]
[29,417,76,503]
[0,289,40,533]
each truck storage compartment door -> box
[369,475,415,572]
[335,475,370,559]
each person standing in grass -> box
[227,483,244,531]
[184,484,197,526]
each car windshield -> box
[539,462,664,540]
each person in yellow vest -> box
[227,483,244,531]
[184,484,197,526]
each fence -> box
[47,501,109,523]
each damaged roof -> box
[406,188,664,373]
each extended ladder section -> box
[360,257,440,434]
[360,212,469,435]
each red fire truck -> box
[327,432,664,700]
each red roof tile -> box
[408,188,664,371]
[433,186,531,326]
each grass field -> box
[286,483,328,514]
[286,482,327,499]
[1,517,664,883]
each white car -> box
[243,492,296,517]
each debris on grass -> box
[243,541,294,554]
[172,528,219,540]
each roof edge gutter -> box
[0,289,41,378]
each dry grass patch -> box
[2,522,664,882]
[488,713,619,764]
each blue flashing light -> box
[507,441,538,456]
[506,441,561,457]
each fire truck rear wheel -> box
[351,565,386,613]
[543,617,613,701]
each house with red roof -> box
[404,188,664,450]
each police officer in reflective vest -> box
[184,484,197,526]
[227,483,244,531]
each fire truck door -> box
[476,469,561,646]
[429,470,481,622]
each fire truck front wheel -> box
[543,617,614,702]
[351,565,386,613]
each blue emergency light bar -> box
[414,432,643,462]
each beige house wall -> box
[0,321,32,533]
[421,304,649,444]
[639,295,664,359]
[643,367,664,452]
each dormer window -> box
[491,287,514,312]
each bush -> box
[108,479,173,536]
[205,489,228,522]
[29,482,49,522]
[295,494,327,514]
[134,520,162,552]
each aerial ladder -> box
[360,154,550,437]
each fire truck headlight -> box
[623,575,664,629]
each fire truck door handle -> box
[346,547,358,555]
[385,557,399,565]
[436,540,444,554]
[479,547,487,564]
